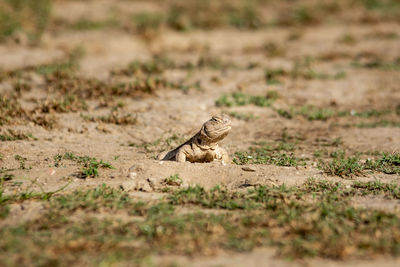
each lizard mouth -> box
[215,125,231,134]
[205,125,231,139]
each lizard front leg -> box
[176,150,186,162]
[215,147,229,165]
[220,148,229,165]
[176,145,191,162]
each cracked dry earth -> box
[1,0,400,266]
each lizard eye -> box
[197,138,202,145]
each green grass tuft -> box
[365,152,400,174]
[318,155,364,177]
[229,112,258,121]
[163,174,183,186]
[216,91,278,108]
[319,151,400,177]
[69,18,119,31]
[352,58,400,71]
[0,0,51,44]
[277,105,334,121]
[14,155,30,170]
[356,120,400,128]
[0,129,36,141]
[2,180,400,263]
[54,152,114,178]
[233,142,303,166]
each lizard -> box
[158,114,231,164]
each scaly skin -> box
[158,114,231,163]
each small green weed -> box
[69,18,119,31]
[169,185,259,210]
[0,9,20,42]
[0,205,9,218]
[163,174,183,186]
[132,12,164,35]
[352,180,400,197]
[318,154,364,178]
[0,180,70,206]
[338,33,357,45]
[320,151,400,177]
[0,46,86,78]
[276,108,293,119]
[0,0,51,44]
[83,110,137,125]
[261,42,286,57]
[298,105,334,120]
[264,62,345,84]
[129,139,161,151]
[265,68,286,84]
[195,55,237,70]
[0,96,26,126]
[3,179,400,264]
[233,142,303,166]
[338,109,391,118]
[276,6,320,26]
[39,94,88,113]
[227,5,262,29]
[356,120,400,128]
[54,152,114,178]
[53,154,62,167]
[280,107,394,121]
[14,155,30,170]
[331,137,343,146]
[352,58,400,71]
[111,56,174,76]
[228,112,258,121]
[360,0,400,13]
[0,129,36,141]
[290,57,346,80]
[81,160,113,178]
[129,134,185,153]
[112,55,238,76]
[313,149,328,158]
[216,91,277,108]
[51,184,138,213]
[277,105,334,121]
[34,46,84,76]
[165,1,263,31]
[364,30,398,40]
[365,152,400,174]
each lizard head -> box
[200,114,231,143]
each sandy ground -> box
[1,0,400,266]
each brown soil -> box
[1,0,400,266]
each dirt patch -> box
[1,0,400,266]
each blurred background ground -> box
[0,0,400,266]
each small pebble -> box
[242,166,256,172]
[129,172,137,179]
